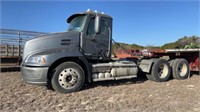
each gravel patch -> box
[0,72,200,112]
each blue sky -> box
[1,0,200,46]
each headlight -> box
[26,56,46,64]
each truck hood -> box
[23,31,80,60]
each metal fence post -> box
[18,31,21,57]
[5,44,8,56]
[199,49,200,75]
[12,45,14,56]
[18,31,21,65]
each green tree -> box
[184,42,199,49]
[161,36,200,49]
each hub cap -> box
[58,68,79,89]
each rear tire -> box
[146,73,155,81]
[150,59,171,82]
[172,59,190,80]
[51,62,85,93]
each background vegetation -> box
[113,36,200,50]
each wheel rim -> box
[178,62,187,77]
[158,63,169,78]
[58,68,79,89]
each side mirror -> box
[95,16,100,34]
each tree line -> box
[161,36,200,49]
[113,36,200,50]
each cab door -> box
[82,16,111,60]
[94,17,112,60]
[82,17,98,59]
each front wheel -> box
[51,62,85,93]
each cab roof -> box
[67,10,112,23]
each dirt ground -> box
[0,72,200,112]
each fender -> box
[79,56,92,83]
[139,58,159,73]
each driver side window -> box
[100,19,108,35]
[87,17,95,36]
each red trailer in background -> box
[150,49,200,72]
[114,48,200,74]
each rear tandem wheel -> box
[146,59,171,82]
[171,58,190,80]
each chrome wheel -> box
[51,62,85,93]
[58,68,79,89]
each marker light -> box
[87,9,91,12]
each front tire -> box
[51,62,85,93]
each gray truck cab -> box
[21,10,146,94]
[21,10,117,93]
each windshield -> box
[68,15,86,32]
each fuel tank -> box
[92,61,138,81]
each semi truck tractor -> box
[21,10,200,93]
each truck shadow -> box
[82,73,199,91]
[82,74,148,91]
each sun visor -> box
[67,14,86,23]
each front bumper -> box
[21,66,49,85]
